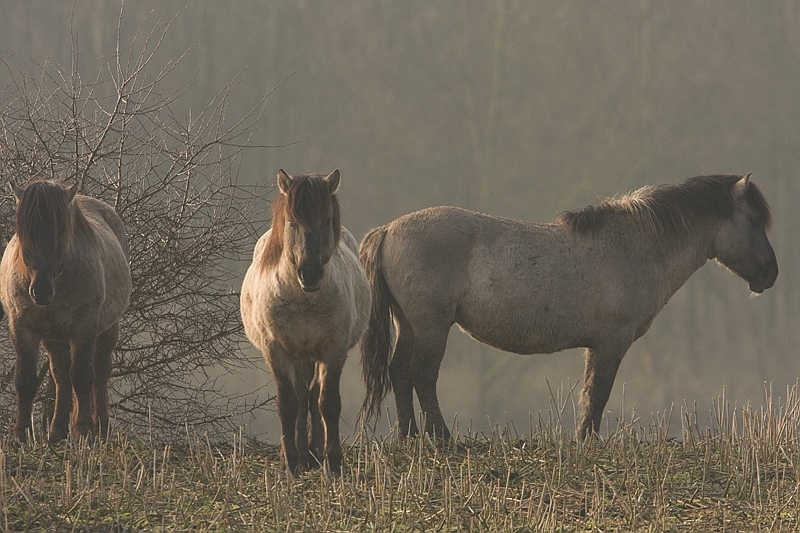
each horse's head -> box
[11,180,79,305]
[276,169,342,292]
[713,174,778,294]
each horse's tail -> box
[359,224,395,424]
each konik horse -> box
[360,174,777,439]
[240,170,370,474]
[1,180,131,443]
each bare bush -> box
[0,8,276,438]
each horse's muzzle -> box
[29,283,55,305]
[297,266,324,293]
[748,260,778,294]
[749,273,777,294]
[300,282,322,293]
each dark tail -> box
[359,225,395,424]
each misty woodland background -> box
[0,1,798,441]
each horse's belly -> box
[271,312,337,355]
[458,324,577,355]
[12,303,89,340]
[456,304,585,355]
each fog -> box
[2,1,799,441]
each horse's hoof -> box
[397,423,419,440]
[326,452,343,476]
[14,427,31,445]
[301,455,321,471]
[324,462,342,477]
[72,419,96,440]
[96,423,110,442]
[48,429,69,445]
[284,455,300,477]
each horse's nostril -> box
[29,281,55,305]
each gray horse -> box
[360,174,777,439]
[241,170,370,475]
[1,180,131,444]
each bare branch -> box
[0,7,276,439]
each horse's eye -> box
[287,220,296,228]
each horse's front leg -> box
[294,361,313,470]
[308,366,325,465]
[10,324,41,443]
[42,340,73,443]
[317,358,345,475]
[578,340,632,439]
[268,351,301,474]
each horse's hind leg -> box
[410,329,451,440]
[578,341,631,439]
[317,358,345,474]
[389,313,417,437]
[42,339,73,443]
[93,324,119,440]
[10,326,41,443]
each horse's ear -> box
[277,169,292,194]
[66,182,80,202]
[325,169,340,195]
[9,182,24,202]
[733,173,752,200]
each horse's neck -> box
[638,219,717,298]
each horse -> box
[360,174,778,440]
[0,180,131,444]
[240,169,370,475]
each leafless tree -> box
[0,7,278,438]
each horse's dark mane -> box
[260,174,342,271]
[15,181,94,262]
[557,175,773,237]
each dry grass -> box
[2,384,800,532]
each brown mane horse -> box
[360,174,778,439]
[240,170,370,475]
[0,180,131,443]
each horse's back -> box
[376,206,598,353]
[340,225,359,256]
[76,196,130,259]
[331,226,371,344]
[76,196,131,320]
[378,206,555,312]
[240,231,270,351]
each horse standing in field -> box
[360,174,777,439]
[240,170,370,475]
[0,180,131,444]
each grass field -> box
[1,385,800,532]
